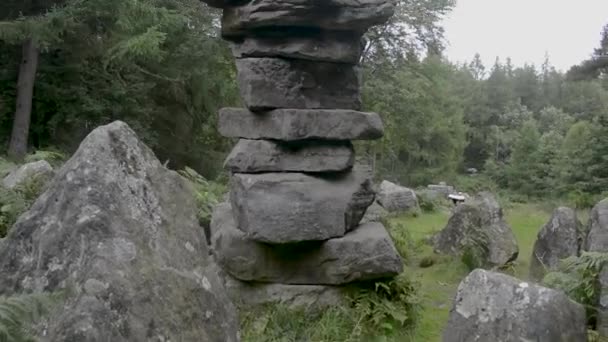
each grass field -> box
[397,203,554,341]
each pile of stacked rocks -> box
[205,0,403,302]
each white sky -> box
[442,0,608,72]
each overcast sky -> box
[442,0,608,72]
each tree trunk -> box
[8,38,39,160]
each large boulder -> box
[236,58,361,111]
[218,108,384,141]
[434,192,519,268]
[443,269,587,342]
[221,0,395,36]
[585,198,608,252]
[230,169,374,243]
[224,139,354,173]
[0,121,239,341]
[376,180,419,213]
[2,160,54,190]
[361,201,389,224]
[230,31,364,64]
[211,202,403,285]
[529,207,583,280]
[427,183,454,198]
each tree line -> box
[1,0,607,202]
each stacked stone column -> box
[207,0,403,290]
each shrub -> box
[178,167,226,229]
[382,218,414,263]
[543,252,608,324]
[24,150,66,167]
[0,174,48,238]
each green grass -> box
[391,203,553,341]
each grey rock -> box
[211,202,403,284]
[230,169,374,243]
[443,269,587,342]
[2,160,54,189]
[222,275,345,311]
[361,201,389,224]
[222,0,395,36]
[236,58,361,111]
[377,180,420,213]
[224,139,354,173]
[529,207,583,281]
[434,192,519,268]
[230,31,364,64]
[218,108,384,141]
[597,265,608,337]
[427,184,455,198]
[0,121,239,342]
[585,198,608,252]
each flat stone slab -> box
[230,170,374,243]
[444,269,587,342]
[218,108,384,141]
[230,30,363,63]
[236,58,361,111]
[210,203,403,285]
[221,0,395,36]
[224,139,354,173]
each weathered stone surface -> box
[434,192,519,268]
[444,269,587,342]
[218,108,384,141]
[224,139,354,173]
[211,202,403,284]
[230,31,363,63]
[222,0,395,36]
[236,58,361,111]
[427,183,455,198]
[0,121,239,342]
[220,273,345,310]
[529,207,583,281]
[361,201,389,224]
[230,169,374,243]
[377,180,420,213]
[2,160,53,189]
[585,198,608,252]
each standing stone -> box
[230,170,374,243]
[585,198,608,252]
[230,30,364,64]
[211,203,403,285]
[434,192,519,268]
[221,0,396,37]
[236,58,361,111]
[443,269,587,342]
[2,160,54,189]
[218,108,384,141]
[529,207,583,281]
[376,180,420,213]
[224,139,354,173]
[0,122,239,342]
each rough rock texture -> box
[236,58,361,111]
[222,0,395,36]
[230,31,363,63]
[585,198,608,252]
[2,160,54,189]
[230,170,375,243]
[376,180,419,213]
[211,203,403,284]
[361,201,389,224]
[427,183,454,198]
[218,270,345,310]
[224,139,354,173]
[597,265,608,337]
[529,207,583,281]
[218,108,384,141]
[443,269,587,342]
[0,121,239,342]
[434,192,519,268]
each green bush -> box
[0,292,58,342]
[178,167,226,229]
[543,252,608,324]
[382,218,414,263]
[24,150,66,167]
[0,174,48,237]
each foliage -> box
[0,167,48,237]
[383,218,415,262]
[178,167,226,228]
[460,230,490,272]
[23,150,65,166]
[0,292,57,342]
[543,252,608,322]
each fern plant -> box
[0,293,57,342]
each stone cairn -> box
[206,0,403,296]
